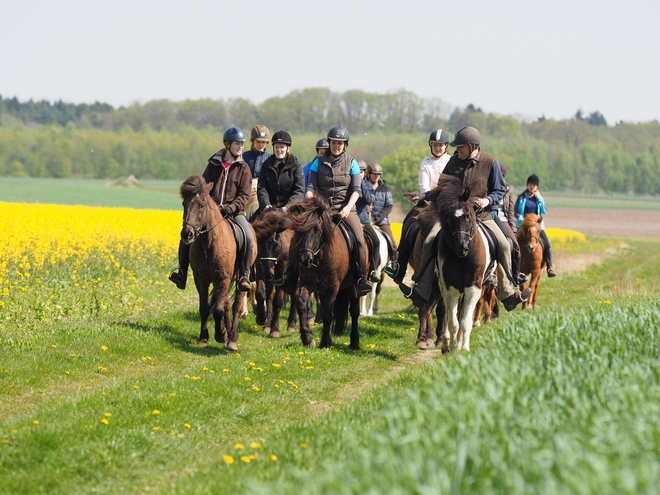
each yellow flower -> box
[268,454,278,461]
[272,363,281,367]
[250,442,261,448]
[153,427,160,431]
[152,409,160,415]
[101,346,108,350]
[33,420,40,425]
[184,423,191,428]
[104,412,112,417]
[100,418,109,425]
[235,443,244,449]
[223,455,235,464]
[251,387,261,391]
[240,456,250,463]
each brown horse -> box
[179,175,256,350]
[251,208,299,338]
[517,214,545,308]
[288,196,360,350]
[424,175,493,352]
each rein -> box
[300,217,342,266]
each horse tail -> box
[333,288,350,336]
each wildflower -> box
[272,363,281,368]
[104,412,112,417]
[184,423,191,428]
[240,456,251,463]
[33,421,40,425]
[251,387,261,391]
[250,442,261,448]
[153,427,160,431]
[268,454,278,461]
[100,418,109,425]
[235,443,244,449]
[101,346,108,351]
[223,455,235,464]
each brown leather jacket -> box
[202,148,252,216]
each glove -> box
[222,206,233,217]
[372,215,383,225]
[281,206,287,213]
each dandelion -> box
[251,387,261,391]
[33,421,40,425]
[240,456,251,463]
[101,346,108,351]
[287,381,299,388]
[250,442,261,448]
[300,443,307,448]
[268,454,278,461]
[152,409,160,415]
[184,423,191,428]
[272,363,281,368]
[133,385,139,389]
[51,345,57,348]
[100,418,109,425]
[249,362,256,366]
[235,443,244,449]
[244,377,252,381]
[153,427,160,431]
[223,455,235,464]
[104,412,112,417]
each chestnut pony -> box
[517,213,545,308]
[179,175,256,350]
[287,195,360,350]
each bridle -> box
[183,196,223,237]
[300,218,342,267]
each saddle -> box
[227,216,248,264]
[335,218,359,276]
[477,220,517,287]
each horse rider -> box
[304,138,329,190]
[303,125,372,296]
[399,126,532,311]
[169,126,254,292]
[242,125,271,219]
[256,130,305,215]
[357,162,398,281]
[515,174,557,277]
[385,129,451,283]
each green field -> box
[1,182,659,494]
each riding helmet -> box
[250,125,270,141]
[327,126,350,145]
[428,129,450,145]
[527,174,539,185]
[449,126,481,147]
[223,126,247,143]
[315,138,330,150]
[271,130,292,146]
[357,159,367,171]
[366,163,383,175]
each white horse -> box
[360,227,390,316]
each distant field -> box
[0,177,181,210]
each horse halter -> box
[300,218,341,268]
[183,196,222,237]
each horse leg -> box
[473,287,485,328]
[417,302,433,349]
[434,296,446,348]
[227,289,244,351]
[530,267,542,308]
[374,278,382,315]
[254,279,267,326]
[285,291,298,332]
[348,287,361,350]
[212,288,229,346]
[314,292,323,324]
[458,286,482,352]
[197,283,211,346]
[319,288,338,349]
[263,281,275,335]
[442,288,461,353]
[268,285,285,338]
[296,287,316,347]
[360,294,367,317]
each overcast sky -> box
[2,0,658,125]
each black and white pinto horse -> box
[424,175,495,352]
[360,227,389,316]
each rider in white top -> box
[418,129,451,193]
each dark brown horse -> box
[517,214,545,308]
[251,208,298,338]
[424,175,493,352]
[179,175,256,351]
[288,196,360,350]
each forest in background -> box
[1,89,659,194]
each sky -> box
[1,0,659,125]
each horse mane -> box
[251,208,293,238]
[288,195,335,254]
[417,175,471,231]
[180,175,210,200]
[520,213,541,230]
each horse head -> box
[432,175,478,258]
[252,209,293,281]
[520,214,543,252]
[289,195,333,270]
[179,175,218,245]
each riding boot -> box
[356,261,372,297]
[384,208,417,284]
[169,241,190,290]
[545,245,556,277]
[238,242,253,292]
[511,243,527,285]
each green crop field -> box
[1,180,659,494]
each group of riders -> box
[169,124,556,312]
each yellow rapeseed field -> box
[0,202,181,322]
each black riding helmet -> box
[315,138,329,151]
[272,130,292,146]
[327,126,350,146]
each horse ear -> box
[204,182,214,195]
[460,186,471,202]
[537,216,543,224]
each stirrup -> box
[237,276,251,292]
[168,268,186,290]
[357,277,372,296]
[383,260,399,277]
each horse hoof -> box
[255,317,266,326]
[426,338,435,348]
[269,331,280,338]
[288,325,297,332]
[416,340,428,350]
[307,318,316,327]
[262,326,271,335]
[226,341,238,351]
[523,306,534,310]
[308,339,316,348]
[198,339,208,347]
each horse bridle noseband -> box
[183,199,223,237]
[300,218,342,267]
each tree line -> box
[1,91,659,195]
